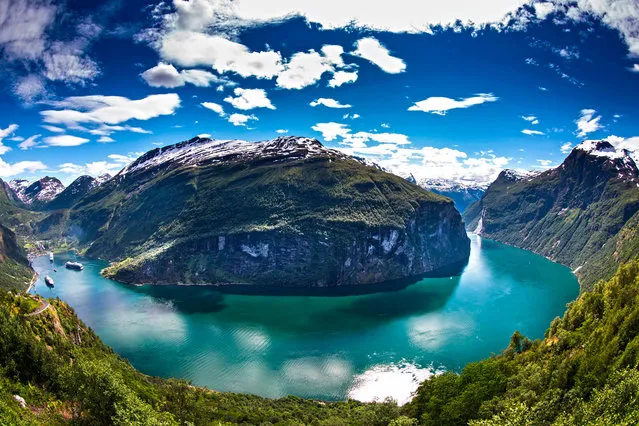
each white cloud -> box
[44,135,90,147]
[0,159,47,178]
[343,113,360,120]
[41,94,181,127]
[181,69,234,87]
[521,129,545,135]
[224,88,275,110]
[630,64,639,73]
[97,136,115,143]
[0,124,20,154]
[201,102,226,116]
[140,63,183,88]
[87,125,152,137]
[13,75,47,104]
[310,98,351,109]
[313,122,508,185]
[576,109,603,138]
[150,0,639,79]
[228,113,257,127]
[276,129,289,134]
[538,86,548,91]
[311,122,351,141]
[168,0,529,33]
[560,142,573,154]
[534,2,555,19]
[43,46,100,84]
[1,1,104,102]
[536,159,554,168]
[572,0,639,58]
[58,153,136,178]
[408,93,498,115]
[140,63,235,88]
[352,38,406,74]
[42,125,65,133]
[328,70,358,88]
[521,115,539,125]
[276,50,334,90]
[19,135,41,150]
[160,31,283,79]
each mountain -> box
[9,177,65,209]
[45,175,105,210]
[0,222,33,291]
[416,178,487,213]
[66,136,470,288]
[464,140,639,290]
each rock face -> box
[67,136,471,288]
[0,221,33,291]
[464,140,639,290]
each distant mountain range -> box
[464,140,639,290]
[407,175,487,213]
[7,174,111,211]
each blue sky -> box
[0,0,638,185]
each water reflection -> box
[31,235,579,402]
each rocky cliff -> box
[67,136,470,288]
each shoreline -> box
[25,271,38,294]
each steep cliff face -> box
[0,223,33,291]
[68,136,470,288]
[464,140,639,289]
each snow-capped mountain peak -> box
[121,136,347,176]
[576,140,623,159]
[9,177,65,205]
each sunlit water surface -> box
[32,235,578,404]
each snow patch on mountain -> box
[501,169,541,182]
[121,136,350,176]
[10,177,65,205]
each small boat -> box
[44,276,54,287]
[65,261,84,271]
[49,253,54,262]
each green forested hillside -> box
[463,143,639,290]
[0,224,33,292]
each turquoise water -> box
[31,235,579,404]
